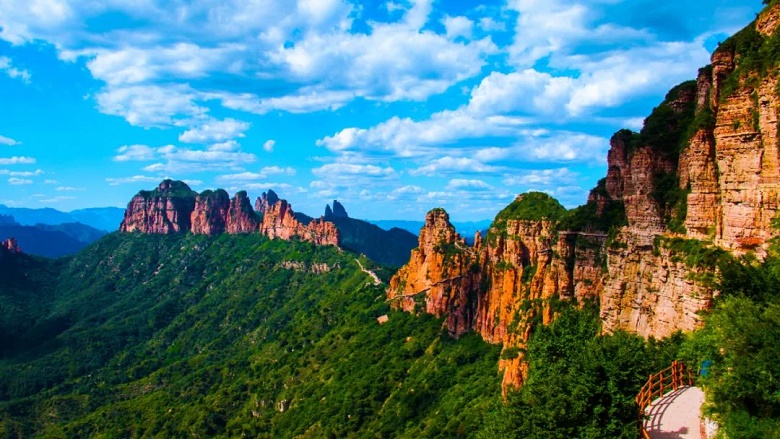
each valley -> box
[2,1,780,437]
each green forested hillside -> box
[3,232,777,438]
[0,233,501,438]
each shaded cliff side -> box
[120,181,339,247]
[388,2,780,391]
[322,200,418,267]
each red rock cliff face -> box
[258,198,339,247]
[121,181,339,247]
[304,218,340,247]
[676,3,780,252]
[226,191,259,234]
[120,180,197,234]
[603,4,780,337]
[388,4,780,390]
[191,189,230,235]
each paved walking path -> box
[644,386,704,439]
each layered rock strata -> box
[388,3,780,389]
[388,201,604,389]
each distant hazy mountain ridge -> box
[0,204,124,232]
[0,214,107,258]
[321,200,417,267]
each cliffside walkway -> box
[637,361,705,439]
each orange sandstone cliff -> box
[388,3,780,390]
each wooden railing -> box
[635,360,694,439]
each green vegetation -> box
[554,177,628,234]
[557,200,628,233]
[681,248,780,438]
[434,240,464,266]
[198,188,230,201]
[718,19,780,98]
[656,236,732,270]
[326,215,418,267]
[478,303,683,439]
[140,179,197,200]
[494,192,566,223]
[0,233,501,437]
[0,252,64,359]
[520,264,537,284]
[651,173,690,234]
[633,81,697,159]
[487,192,566,244]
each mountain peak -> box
[255,189,280,214]
[120,181,338,246]
[325,200,349,218]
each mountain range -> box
[2,3,780,437]
[0,205,124,232]
[0,214,107,258]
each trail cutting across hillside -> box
[356,259,382,286]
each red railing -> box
[635,360,694,439]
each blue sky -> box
[0,0,763,221]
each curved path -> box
[355,259,382,286]
[644,386,705,439]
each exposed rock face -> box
[255,190,280,215]
[258,198,339,246]
[331,200,349,218]
[120,180,197,234]
[600,232,715,338]
[602,5,780,336]
[711,71,780,253]
[387,209,479,338]
[1,237,20,254]
[324,200,349,219]
[679,127,719,238]
[226,191,259,234]
[121,182,338,246]
[305,218,340,247]
[388,201,605,390]
[191,189,230,235]
[388,3,780,390]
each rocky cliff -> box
[387,208,480,337]
[225,191,260,234]
[1,237,20,255]
[258,198,339,246]
[255,190,280,215]
[601,3,780,337]
[387,2,780,390]
[121,181,338,246]
[388,194,606,389]
[119,180,197,234]
[191,189,230,235]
